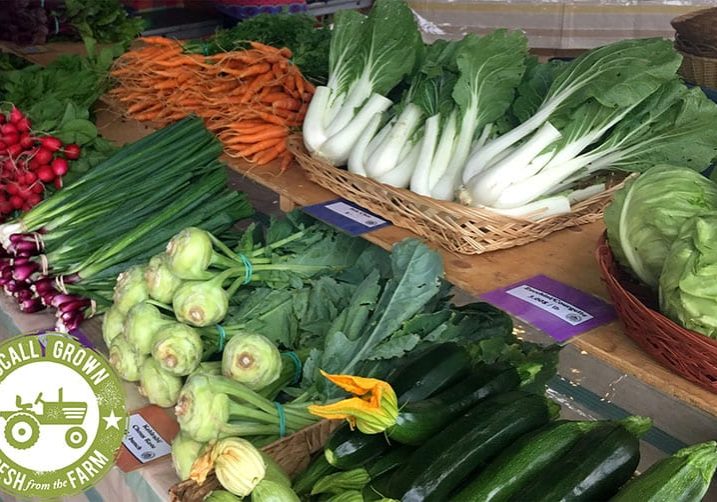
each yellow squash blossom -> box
[308,370,398,434]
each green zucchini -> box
[513,415,652,502]
[293,454,337,495]
[325,490,364,502]
[260,452,291,488]
[387,364,523,445]
[453,419,603,502]
[312,446,414,495]
[391,391,558,501]
[325,423,391,469]
[250,479,300,502]
[388,343,470,404]
[611,441,717,502]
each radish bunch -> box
[0,107,79,219]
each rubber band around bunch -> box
[286,351,302,384]
[274,402,286,437]
[238,253,253,284]
[215,324,227,351]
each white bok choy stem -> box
[410,114,441,196]
[375,141,422,188]
[303,86,333,153]
[348,113,383,176]
[483,195,572,221]
[567,183,607,204]
[365,103,424,178]
[460,122,562,206]
[314,94,394,166]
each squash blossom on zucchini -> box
[308,371,398,434]
[190,437,266,497]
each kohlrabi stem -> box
[250,231,306,256]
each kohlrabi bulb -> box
[145,254,183,303]
[222,333,282,391]
[113,266,149,314]
[138,357,183,407]
[102,306,125,348]
[151,322,204,376]
[166,227,214,280]
[172,279,228,327]
[124,302,173,354]
[109,335,146,382]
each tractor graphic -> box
[0,388,87,450]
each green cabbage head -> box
[659,212,717,338]
[605,165,717,288]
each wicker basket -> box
[676,49,717,90]
[168,420,340,501]
[291,142,622,255]
[595,233,717,394]
[672,8,717,56]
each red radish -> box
[40,136,62,152]
[0,142,6,151]
[1,123,18,136]
[7,144,23,158]
[0,202,11,214]
[31,183,44,194]
[8,108,23,124]
[19,135,34,149]
[34,148,53,165]
[63,144,81,160]
[15,118,31,133]
[28,158,41,171]
[27,194,41,205]
[23,172,37,184]
[54,178,62,190]
[51,158,68,176]
[0,115,5,125]
[9,196,23,209]
[3,134,19,146]
[6,184,19,196]
[37,166,55,183]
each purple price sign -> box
[480,275,617,343]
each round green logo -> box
[0,333,128,498]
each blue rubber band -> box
[274,402,286,438]
[238,254,253,284]
[286,351,302,385]
[215,324,226,351]
[54,16,59,35]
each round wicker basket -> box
[595,234,717,394]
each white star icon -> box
[103,410,122,430]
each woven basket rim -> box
[678,49,717,63]
[595,233,717,393]
[596,233,717,346]
[289,139,624,225]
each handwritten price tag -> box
[481,275,616,343]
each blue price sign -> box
[302,199,391,236]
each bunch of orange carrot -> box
[110,37,315,171]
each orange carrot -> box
[235,137,284,157]
[255,141,287,165]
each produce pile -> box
[98,212,556,492]
[0,117,252,328]
[183,14,331,86]
[0,106,78,217]
[303,0,717,220]
[605,165,717,338]
[289,407,717,502]
[110,37,315,171]
[0,0,144,47]
[0,39,121,193]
